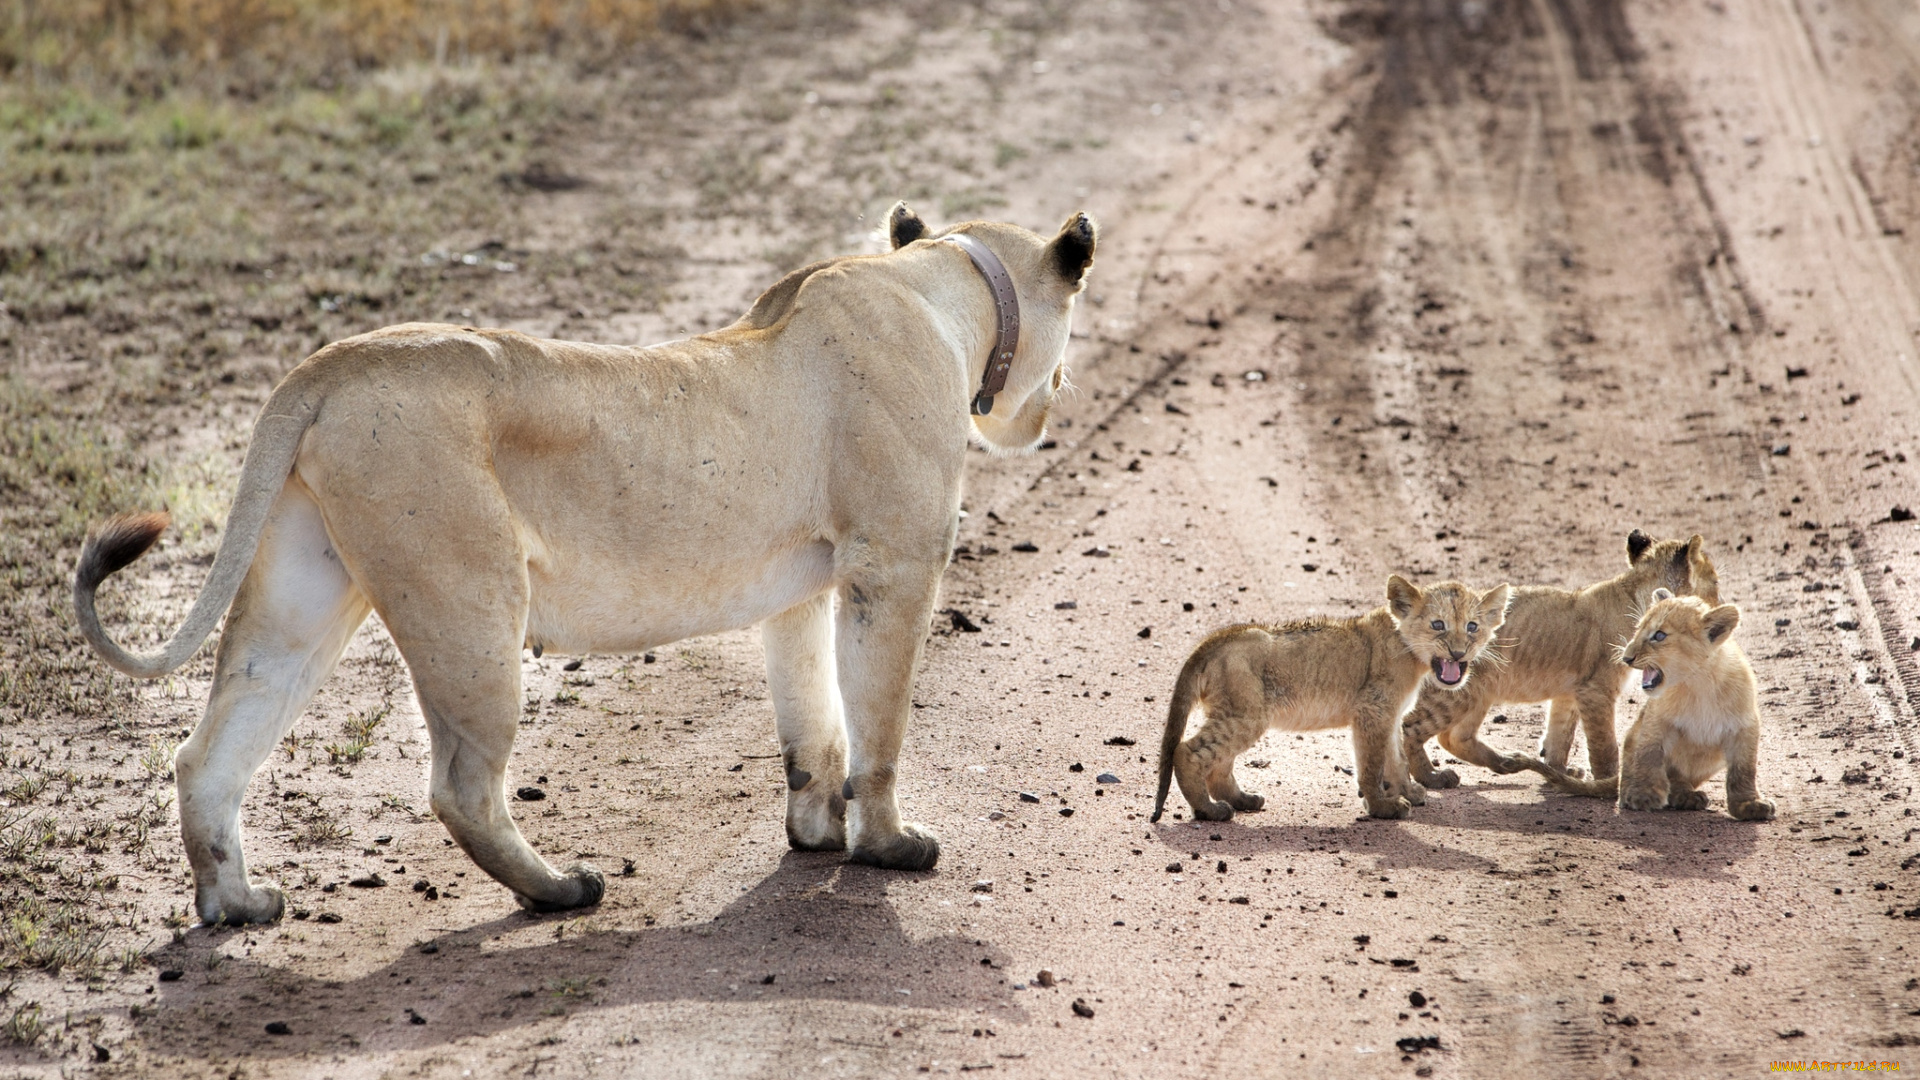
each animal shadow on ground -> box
[1154,781,1761,883]
[135,852,1020,1062]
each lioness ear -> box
[1626,529,1653,563]
[1704,603,1740,644]
[1651,587,1674,603]
[889,201,926,249]
[1386,575,1419,620]
[1479,584,1513,626]
[1049,212,1097,286]
[1686,534,1720,604]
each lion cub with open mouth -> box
[1525,589,1775,820]
[1151,576,1512,823]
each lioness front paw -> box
[1730,798,1776,822]
[514,862,605,913]
[1424,768,1460,790]
[850,822,941,871]
[198,883,287,927]
[1668,788,1709,811]
[1366,796,1413,820]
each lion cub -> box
[1151,576,1512,823]
[1400,530,1719,793]
[1525,589,1774,820]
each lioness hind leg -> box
[345,504,602,912]
[176,480,370,925]
[762,592,848,852]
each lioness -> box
[74,202,1097,924]
[1523,588,1774,820]
[1150,576,1512,823]
[1399,530,1718,795]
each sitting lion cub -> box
[1150,576,1512,823]
[1525,588,1774,820]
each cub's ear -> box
[1626,529,1653,563]
[1651,587,1674,603]
[1386,574,1420,621]
[1477,584,1514,626]
[1703,603,1740,644]
[1685,534,1720,604]
[889,201,926,249]
[1049,211,1097,287]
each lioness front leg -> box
[176,481,371,925]
[835,572,942,871]
[763,592,848,851]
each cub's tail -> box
[1515,756,1619,798]
[1150,642,1218,824]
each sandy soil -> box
[7,0,1920,1076]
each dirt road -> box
[9,1,1920,1077]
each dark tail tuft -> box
[77,512,170,592]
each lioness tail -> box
[73,392,318,679]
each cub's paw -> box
[1488,754,1531,775]
[1227,791,1266,813]
[1188,800,1236,823]
[1402,782,1429,807]
[1365,796,1413,820]
[1619,791,1667,813]
[1668,788,1709,811]
[1730,798,1777,822]
[1423,768,1461,790]
[515,863,606,913]
[199,883,287,927]
[850,823,941,872]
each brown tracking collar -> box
[943,233,1021,416]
